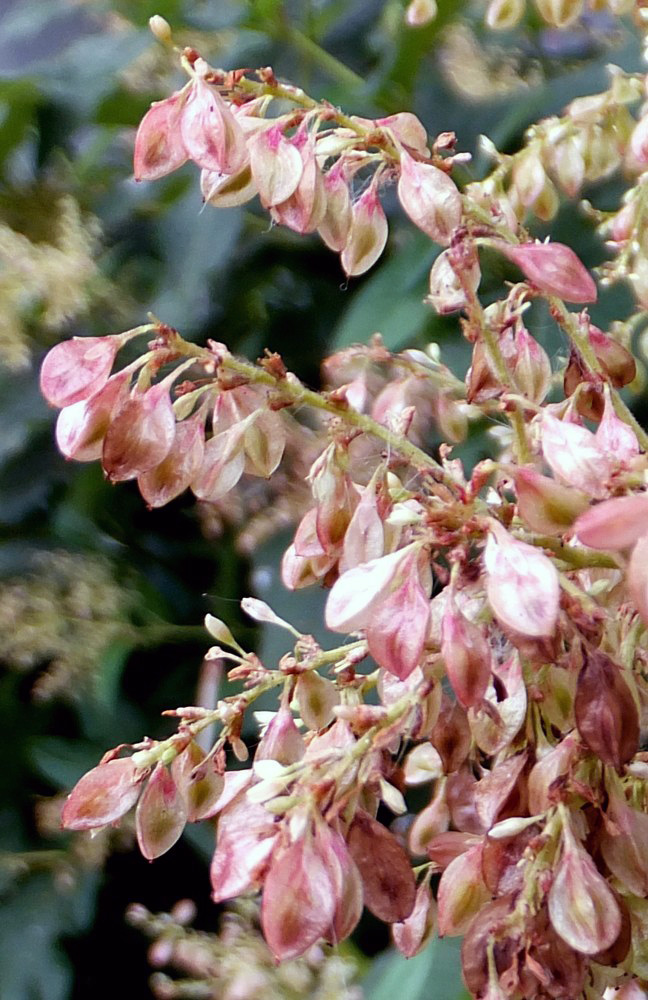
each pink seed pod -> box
[527,733,578,815]
[138,412,205,508]
[179,78,248,176]
[247,124,304,207]
[436,843,490,936]
[340,480,385,571]
[135,762,187,861]
[511,325,552,404]
[540,412,611,498]
[347,808,416,923]
[102,382,176,483]
[588,325,636,388]
[190,422,248,502]
[270,131,326,234]
[441,596,491,708]
[392,878,437,958]
[340,185,389,277]
[55,371,130,462]
[210,793,277,902]
[408,780,450,855]
[295,672,339,731]
[574,493,648,551]
[243,408,286,478]
[200,164,257,208]
[318,824,363,944]
[170,741,225,823]
[133,91,189,182]
[496,240,597,303]
[600,771,648,897]
[574,648,639,769]
[256,704,305,764]
[427,248,481,314]
[548,820,621,955]
[318,162,353,252]
[431,696,471,773]
[365,559,431,680]
[513,466,588,536]
[326,544,419,632]
[594,385,639,464]
[61,755,144,830]
[484,519,559,638]
[261,832,337,961]
[397,150,461,245]
[376,112,429,155]
[40,335,121,409]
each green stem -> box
[523,534,620,570]
[281,25,365,91]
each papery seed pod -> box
[460,895,517,999]
[341,186,389,277]
[595,385,639,464]
[437,843,490,936]
[540,412,611,498]
[405,0,438,27]
[600,772,648,897]
[210,794,277,901]
[248,125,304,207]
[171,741,224,822]
[261,834,337,960]
[138,412,205,507]
[134,91,189,181]
[326,544,418,632]
[511,325,551,403]
[56,372,130,462]
[190,424,247,502]
[365,561,431,680]
[482,823,539,896]
[271,132,326,234]
[403,743,443,785]
[427,831,482,868]
[553,134,586,198]
[341,480,385,571]
[376,113,429,155]
[392,878,437,957]
[62,756,144,830]
[513,466,589,536]
[40,336,120,409]
[527,733,578,814]
[589,325,636,388]
[102,383,176,482]
[243,409,286,478]
[180,79,248,175]
[200,164,258,208]
[534,0,583,28]
[347,809,416,923]
[408,779,450,855]
[468,652,527,756]
[256,705,305,764]
[318,162,353,252]
[427,248,481,314]
[431,696,471,773]
[441,597,491,708]
[512,150,546,209]
[497,241,597,303]
[484,519,559,638]
[574,648,639,769]
[136,763,187,860]
[295,672,339,731]
[397,151,461,245]
[574,493,648,551]
[548,820,621,954]
[628,534,648,625]
[316,823,364,944]
[485,0,526,30]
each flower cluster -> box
[46,26,648,1000]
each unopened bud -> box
[149,15,172,43]
[497,240,597,303]
[534,0,584,28]
[405,0,438,26]
[485,0,525,29]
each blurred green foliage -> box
[0,1,642,997]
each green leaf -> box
[363,936,470,1000]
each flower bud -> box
[135,763,187,860]
[103,383,176,482]
[133,92,188,181]
[61,756,143,830]
[248,125,303,207]
[574,648,638,769]
[347,808,416,922]
[180,79,248,176]
[548,820,621,954]
[405,0,438,27]
[149,15,172,43]
[437,843,490,936]
[171,741,224,822]
[261,834,337,960]
[397,151,461,246]
[484,520,559,638]
[138,412,205,507]
[574,493,648,551]
[392,879,437,957]
[341,186,389,277]
[497,241,597,303]
[485,0,525,29]
[513,466,588,536]
[40,335,120,409]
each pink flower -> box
[483,520,559,637]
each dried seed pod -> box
[574,648,638,769]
